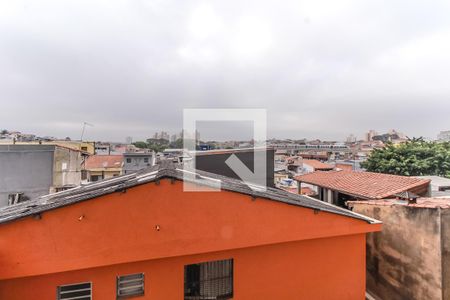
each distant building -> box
[295,170,431,207]
[349,198,450,300]
[95,143,138,155]
[346,134,357,143]
[301,159,334,173]
[285,156,303,174]
[0,164,380,299]
[298,151,329,160]
[123,152,155,174]
[0,144,84,207]
[438,130,450,142]
[84,155,123,182]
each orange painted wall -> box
[0,178,379,298]
[0,234,366,300]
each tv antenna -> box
[80,122,94,141]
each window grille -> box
[184,259,233,300]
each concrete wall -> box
[195,149,275,187]
[123,153,153,174]
[350,203,444,300]
[51,147,82,190]
[441,209,450,300]
[0,145,82,207]
[0,145,54,206]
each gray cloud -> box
[1,0,450,141]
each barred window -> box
[117,273,144,298]
[184,258,233,300]
[57,282,91,300]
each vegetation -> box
[361,138,450,178]
[133,138,187,153]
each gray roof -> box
[416,175,450,189]
[0,162,380,225]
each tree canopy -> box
[361,139,450,178]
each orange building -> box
[0,164,381,299]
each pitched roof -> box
[302,159,334,170]
[85,155,123,169]
[295,170,430,199]
[0,162,380,225]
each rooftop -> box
[348,198,450,209]
[85,155,123,169]
[193,147,274,156]
[302,159,334,170]
[123,152,154,157]
[416,175,450,189]
[295,170,430,199]
[0,163,379,225]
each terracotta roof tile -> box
[348,198,450,209]
[85,155,123,169]
[295,170,430,199]
[302,159,334,170]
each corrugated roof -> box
[0,162,380,225]
[295,170,430,199]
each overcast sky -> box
[1,0,450,142]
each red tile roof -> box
[348,198,450,209]
[85,155,123,169]
[300,187,316,196]
[295,170,430,199]
[302,159,334,170]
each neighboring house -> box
[0,144,84,207]
[416,175,450,198]
[295,170,431,207]
[123,152,155,174]
[84,155,123,182]
[348,198,450,300]
[285,156,303,174]
[194,147,275,188]
[0,140,96,155]
[95,143,139,155]
[0,164,380,299]
[298,151,329,160]
[301,159,334,173]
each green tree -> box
[133,141,148,149]
[169,138,184,149]
[361,139,450,177]
[146,138,170,153]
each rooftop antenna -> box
[80,122,94,141]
